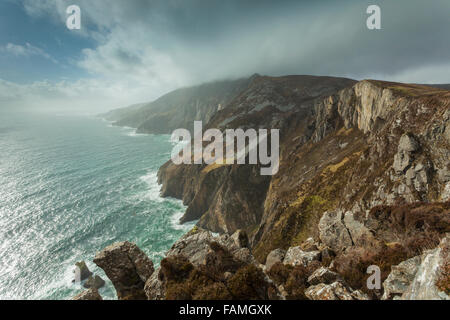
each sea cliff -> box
[80,75,450,300]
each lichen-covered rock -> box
[144,268,164,300]
[305,281,369,300]
[265,248,286,271]
[393,134,419,174]
[233,247,255,264]
[382,256,421,300]
[343,211,374,247]
[402,238,449,300]
[383,235,450,300]
[166,229,214,266]
[307,267,340,286]
[93,241,154,300]
[319,210,352,252]
[72,288,103,300]
[283,246,321,267]
[83,275,106,290]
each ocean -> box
[0,108,195,300]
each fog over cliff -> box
[2,0,450,111]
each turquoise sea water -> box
[0,108,194,300]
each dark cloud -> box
[6,0,450,108]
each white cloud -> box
[1,43,58,64]
[0,77,159,112]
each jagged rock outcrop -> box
[283,246,321,267]
[144,228,276,300]
[93,241,154,300]
[393,134,420,174]
[381,256,421,299]
[73,261,92,282]
[383,235,449,300]
[144,228,257,300]
[318,210,353,252]
[72,288,103,300]
[96,226,448,300]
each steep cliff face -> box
[102,78,252,134]
[253,80,450,261]
[157,77,450,265]
[158,75,356,234]
[86,76,450,301]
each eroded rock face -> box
[393,134,419,174]
[72,288,103,300]
[305,281,369,300]
[83,275,106,290]
[166,229,251,265]
[383,235,450,300]
[342,211,375,247]
[318,210,352,252]
[97,78,450,300]
[93,241,154,300]
[166,229,215,266]
[283,246,321,267]
[144,268,164,300]
[382,256,421,300]
[307,267,340,286]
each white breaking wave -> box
[127,131,148,137]
[139,171,196,232]
[139,172,164,203]
[170,210,196,231]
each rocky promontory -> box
[81,75,449,300]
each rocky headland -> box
[81,74,450,300]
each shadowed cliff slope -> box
[102,77,252,134]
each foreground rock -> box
[383,235,450,300]
[305,281,369,300]
[72,288,103,300]
[94,241,154,300]
[283,246,321,267]
[318,211,352,252]
[73,261,92,282]
[83,275,106,290]
[144,228,277,300]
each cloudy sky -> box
[1,0,450,111]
